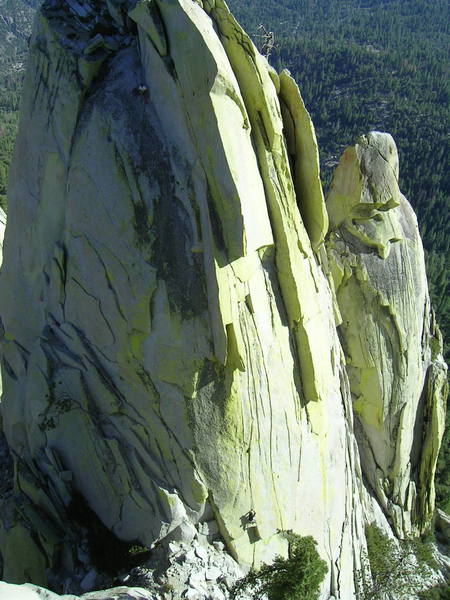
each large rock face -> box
[0,0,445,598]
[326,132,448,538]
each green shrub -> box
[231,532,327,600]
[358,523,437,599]
[419,583,450,600]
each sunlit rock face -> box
[0,0,365,596]
[326,132,447,538]
[0,0,445,597]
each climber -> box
[256,25,275,58]
[245,509,257,527]
[243,509,261,542]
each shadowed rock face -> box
[0,1,445,597]
[326,132,447,538]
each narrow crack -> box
[70,276,117,345]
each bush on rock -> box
[231,532,327,600]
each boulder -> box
[0,583,156,600]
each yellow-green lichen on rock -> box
[278,69,328,249]
[326,132,448,537]
[208,0,337,406]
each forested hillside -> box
[0,0,449,511]
[0,0,37,209]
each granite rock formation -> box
[0,0,446,598]
[326,132,448,539]
[0,582,156,600]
